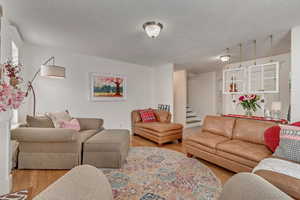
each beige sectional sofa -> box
[11,117,104,169]
[33,165,113,200]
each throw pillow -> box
[291,121,300,127]
[45,110,72,128]
[139,109,157,122]
[0,189,31,200]
[274,125,300,162]
[264,126,281,152]
[26,115,55,128]
[59,118,81,131]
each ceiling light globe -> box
[143,21,163,38]
[220,55,231,62]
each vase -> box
[245,110,253,116]
[0,110,12,195]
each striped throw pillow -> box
[274,125,300,162]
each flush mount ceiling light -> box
[143,21,163,38]
[220,55,231,62]
[220,48,231,62]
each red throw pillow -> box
[139,109,157,122]
[264,126,281,152]
[291,121,300,127]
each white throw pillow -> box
[45,110,72,128]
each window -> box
[11,41,19,124]
[12,41,19,64]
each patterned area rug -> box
[102,147,222,200]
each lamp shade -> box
[40,65,65,78]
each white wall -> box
[291,26,300,122]
[0,18,24,70]
[152,63,174,114]
[173,70,187,125]
[21,44,157,130]
[223,53,291,119]
[188,71,217,118]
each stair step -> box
[186,111,193,113]
[186,115,197,118]
[186,120,201,124]
[187,112,197,117]
[185,122,202,128]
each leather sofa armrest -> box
[76,118,104,131]
[255,170,300,199]
[219,173,293,200]
[11,128,79,142]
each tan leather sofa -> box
[131,110,183,145]
[11,117,104,169]
[184,115,276,173]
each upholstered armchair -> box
[131,109,183,145]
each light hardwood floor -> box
[12,135,234,198]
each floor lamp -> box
[26,56,65,116]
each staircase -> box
[186,106,202,128]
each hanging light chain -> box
[239,43,242,67]
[270,34,273,62]
[254,40,257,65]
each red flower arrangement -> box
[239,94,261,116]
[3,60,23,87]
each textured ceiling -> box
[1,0,299,72]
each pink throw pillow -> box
[59,119,80,131]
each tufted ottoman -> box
[82,129,130,168]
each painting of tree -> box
[90,73,126,101]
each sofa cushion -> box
[79,130,99,142]
[26,115,54,128]
[135,122,182,133]
[233,119,276,144]
[154,110,170,123]
[202,116,236,138]
[185,131,229,149]
[184,140,217,154]
[76,118,104,131]
[135,127,182,137]
[46,110,72,128]
[216,150,258,168]
[216,140,272,162]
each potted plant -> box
[238,94,261,116]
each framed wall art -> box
[90,73,126,101]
